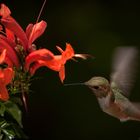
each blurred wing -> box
[110,47,139,97]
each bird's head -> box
[85,76,110,98]
[64,76,111,98]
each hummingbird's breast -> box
[97,89,130,121]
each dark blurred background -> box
[2,0,140,140]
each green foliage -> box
[4,101,22,127]
[0,101,28,139]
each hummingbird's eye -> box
[93,86,99,89]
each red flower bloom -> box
[0,4,47,52]
[0,4,88,83]
[0,67,14,101]
[26,43,76,82]
[0,4,47,67]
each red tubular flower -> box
[0,4,47,66]
[1,16,29,51]
[28,43,88,82]
[57,43,75,82]
[0,4,28,51]
[26,43,75,82]
[0,68,14,101]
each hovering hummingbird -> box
[65,47,140,122]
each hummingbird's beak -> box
[84,81,89,86]
[64,82,85,86]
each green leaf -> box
[0,118,28,139]
[0,121,14,140]
[0,103,5,117]
[0,135,3,140]
[10,97,23,106]
[2,129,15,140]
[4,101,22,127]
[0,130,4,140]
[0,118,7,128]
[3,136,11,140]
[12,123,28,139]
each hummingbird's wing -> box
[110,47,139,97]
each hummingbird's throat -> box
[90,85,110,98]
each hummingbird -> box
[65,47,140,122]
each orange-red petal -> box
[1,16,28,51]
[29,56,62,75]
[56,46,64,54]
[0,25,2,31]
[59,65,65,83]
[29,60,46,75]
[62,43,75,61]
[0,83,9,101]
[26,23,34,39]
[3,68,14,85]
[5,28,15,42]
[0,38,20,67]
[0,68,14,101]
[25,49,54,71]
[0,49,6,64]
[0,4,11,18]
[4,57,14,67]
[28,21,47,46]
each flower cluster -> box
[0,3,88,139]
[0,4,87,101]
